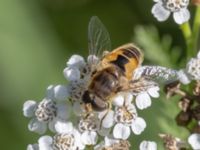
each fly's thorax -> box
[81,66,122,112]
[89,66,121,99]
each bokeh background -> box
[0,0,196,149]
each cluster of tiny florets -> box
[24,54,166,150]
[151,0,190,24]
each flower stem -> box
[86,145,94,150]
[180,22,192,61]
[192,6,200,52]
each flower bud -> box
[178,97,192,112]
[192,105,200,120]
[192,0,200,5]
[176,111,191,126]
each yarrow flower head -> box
[185,51,200,81]
[24,53,166,149]
[23,85,71,134]
[178,51,200,84]
[111,93,147,139]
[27,121,85,150]
[151,0,190,24]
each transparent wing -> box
[88,16,111,59]
[125,66,180,94]
[133,65,179,84]
[128,78,159,94]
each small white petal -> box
[63,67,80,81]
[73,102,85,116]
[23,100,37,117]
[48,118,56,132]
[148,87,159,98]
[112,94,124,107]
[46,85,55,99]
[99,110,114,128]
[113,123,131,140]
[67,55,85,68]
[139,141,157,150]
[98,127,111,137]
[104,135,119,147]
[173,9,190,25]
[87,55,99,65]
[81,131,98,145]
[135,92,152,110]
[73,129,85,149]
[131,117,146,135]
[54,85,69,101]
[188,134,200,150]
[178,69,191,84]
[124,92,133,105]
[55,121,73,134]
[28,118,47,134]
[57,103,71,120]
[151,2,170,21]
[27,144,39,150]
[38,136,53,150]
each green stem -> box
[180,22,192,60]
[192,6,200,52]
[86,145,94,150]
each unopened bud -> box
[178,97,192,112]
[194,81,200,96]
[176,111,191,126]
[192,0,200,5]
[192,105,200,120]
[159,134,187,150]
[192,125,200,133]
[164,81,181,99]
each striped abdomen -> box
[102,43,143,80]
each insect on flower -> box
[81,16,158,115]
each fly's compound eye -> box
[82,91,93,104]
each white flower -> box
[139,140,157,150]
[135,86,160,110]
[36,133,85,150]
[32,121,85,150]
[63,54,92,82]
[63,67,81,81]
[151,0,190,24]
[78,113,99,145]
[185,51,200,81]
[23,98,71,134]
[188,133,200,150]
[67,54,86,68]
[112,94,146,140]
[46,84,70,101]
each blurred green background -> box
[0,0,195,149]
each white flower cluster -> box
[178,51,200,84]
[151,0,190,24]
[23,54,161,150]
